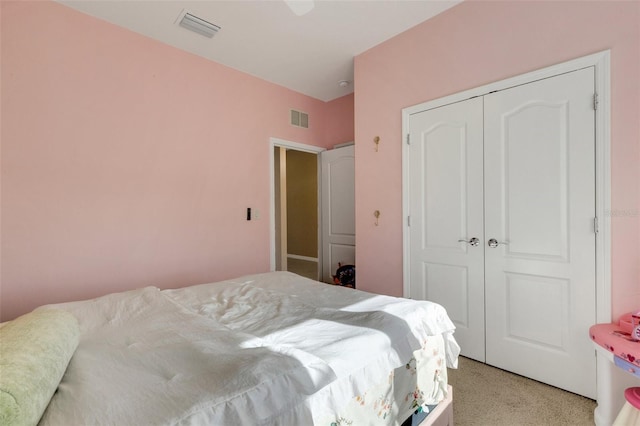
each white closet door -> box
[408,97,486,362]
[321,146,355,283]
[483,67,597,398]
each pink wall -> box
[324,93,355,147]
[0,1,352,321]
[354,1,639,320]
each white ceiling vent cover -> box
[290,109,309,129]
[178,12,221,38]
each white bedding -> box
[39,271,459,425]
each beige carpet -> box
[447,357,596,426]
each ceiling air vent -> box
[290,109,309,129]
[178,12,221,38]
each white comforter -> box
[39,272,459,425]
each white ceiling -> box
[57,0,461,101]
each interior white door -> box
[483,67,596,398]
[321,145,355,283]
[407,98,486,362]
[407,67,597,398]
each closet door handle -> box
[488,238,508,248]
[458,237,480,247]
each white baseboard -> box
[287,254,318,263]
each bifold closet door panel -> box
[483,67,597,399]
[407,97,485,362]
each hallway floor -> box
[287,258,318,281]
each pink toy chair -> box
[613,387,640,426]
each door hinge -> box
[593,93,599,111]
[594,217,599,234]
[407,216,411,226]
[406,134,411,145]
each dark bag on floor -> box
[332,263,355,288]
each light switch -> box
[246,208,260,220]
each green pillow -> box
[0,309,79,426]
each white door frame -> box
[269,137,326,272]
[402,50,612,323]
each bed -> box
[1,271,459,425]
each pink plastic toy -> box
[633,312,640,342]
[613,388,640,425]
[626,388,640,409]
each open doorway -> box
[270,138,325,281]
[270,137,355,285]
[274,146,319,280]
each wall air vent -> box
[290,109,309,129]
[178,12,221,38]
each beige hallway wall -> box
[286,150,318,258]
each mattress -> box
[39,271,459,425]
